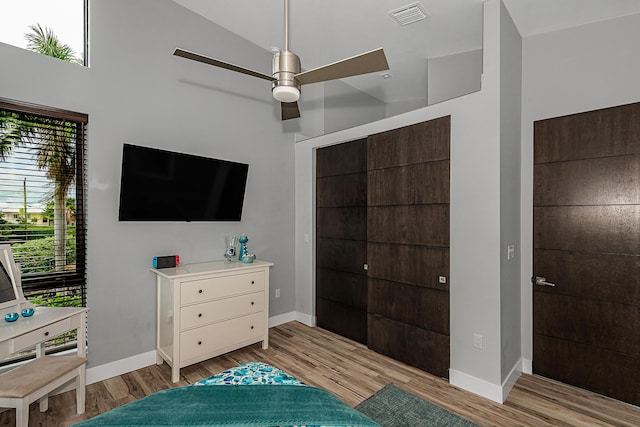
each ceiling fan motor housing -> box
[272,50,301,102]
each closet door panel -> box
[317,239,366,276]
[368,278,449,335]
[367,117,450,378]
[368,314,449,378]
[368,160,450,206]
[317,207,367,240]
[317,138,367,177]
[367,243,448,290]
[317,269,367,310]
[316,139,368,344]
[317,299,367,344]
[368,205,449,246]
[316,173,367,207]
[367,116,451,169]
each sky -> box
[0,0,85,58]
[0,2,84,211]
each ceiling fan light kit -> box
[272,50,301,102]
[173,0,390,120]
[272,86,300,103]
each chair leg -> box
[16,399,29,427]
[39,393,49,412]
[76,365,86,414]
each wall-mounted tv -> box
[118,144,249,221]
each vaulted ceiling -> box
[172,0,640,107]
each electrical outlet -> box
[474,333,483,349]
[275,289,280,298]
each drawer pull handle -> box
[44,331,50,337]
[198,313,202,318]
[198,289,203,294]
[251,281,255,284]
[250,325,254,330]
[251,301,254,305]
[198,341,202,345]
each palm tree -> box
[0,24,81,272]
[25,23,82,64]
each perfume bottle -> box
[224,235,238,262]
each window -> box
[0,98,87,360]
[0,0,87,66]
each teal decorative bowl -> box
[21,308,35,317]
[4,312,19,322]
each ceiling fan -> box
[173,0,390,120]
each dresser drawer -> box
[11,317,72,353]
[180,292,265,330]
[180,271,264,305]
[180,311,264,362]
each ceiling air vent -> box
[389,2,430,26]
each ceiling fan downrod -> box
[272,0,301,103]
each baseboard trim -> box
[269,311,297,327]
[449,369,504,403]
[521,358,532,374]
[502,360,522,402]
[449,362,521,404]
[87,312,312,384]
[86,350,157,385]
[295,312,315,327]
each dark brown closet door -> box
[533,102,640,406]
[367,117,451,378]
[316,139,368,344]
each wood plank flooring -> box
[2,321,640,426]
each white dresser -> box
[152,260,272,382]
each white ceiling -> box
[172,0,640,106]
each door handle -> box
[534,276,556,287]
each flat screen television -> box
[118,144,249,221]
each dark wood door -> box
[533,102,640,406]
[366,117,451,378]
[316,139,368,344]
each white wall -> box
[295,0,511,402]
[323,79,386,134]
[428,49,483,105]
[0,0,301,376]
[498,1,522,393]
[520,11,640,369]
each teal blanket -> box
[72,385,380,427]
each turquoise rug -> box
[355,383,479,427]
[72,384,380,426]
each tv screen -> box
[118,144,249,221]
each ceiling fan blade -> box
[295,48,389,85]
[173,48,276,82]
[281,101,300,120]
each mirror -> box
[0,244,26,312]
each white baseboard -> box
[502,360,522,401]
[449,369,505,403]
[295,312,315,327]
[86,350,157,385]
[449,361,521,404]
[87,312,312,384]
[268,311,297,327]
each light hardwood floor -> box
[2,321,640,426]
